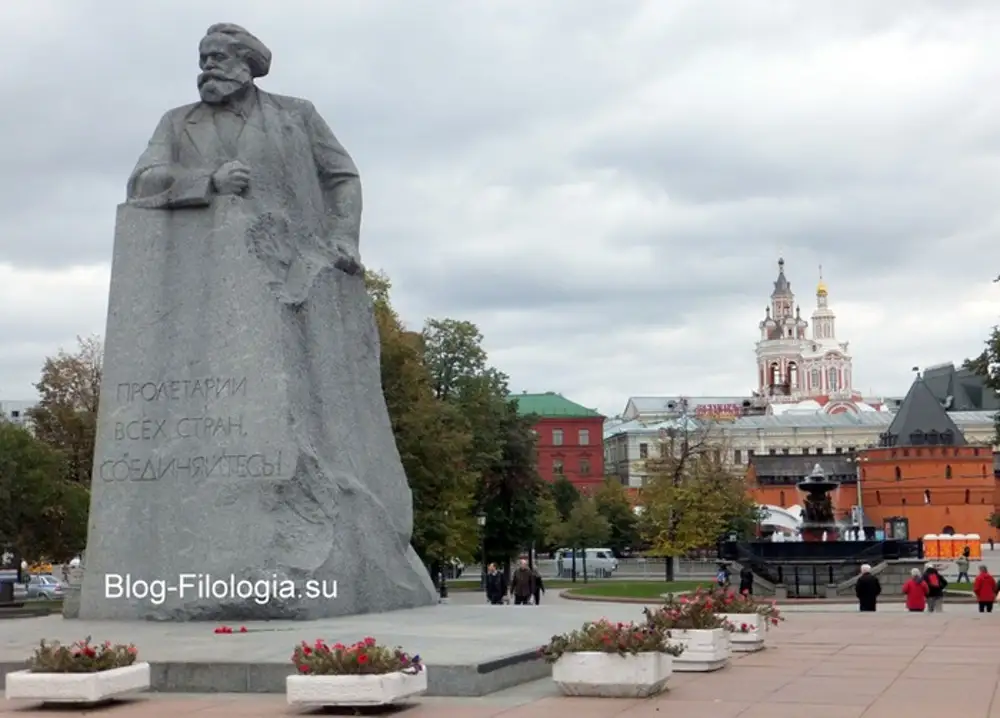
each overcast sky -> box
[2,0,999,417]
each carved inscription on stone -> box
[100,376,283,482]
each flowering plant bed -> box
[712,589,782,652]
[644,591,731,671]
[712,588,784,626]
[540,619,680,697]
[5,638,149,703]
[286,637,426,707]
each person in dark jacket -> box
[739,564,754,595]
[855,563,881,612]
[922,562,948,612]
[531,567,545,605]
[485,563,506,605]
[510,559,534,605]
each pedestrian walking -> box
[922,562,948,612]
[973,564,997,613]
[902,568,928,612]
[855,564,881,612]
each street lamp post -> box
[477,512,487,589]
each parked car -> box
[25,574,64,600]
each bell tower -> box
[756,258,808,399]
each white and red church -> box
[755,259,885,415]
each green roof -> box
[513,392,604,418]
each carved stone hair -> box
[203,23,272,78]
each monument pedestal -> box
[79,200,436,621]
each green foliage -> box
[551,475,581,521]
[533,486,562,549]
[593,477,639,554]
[639,439,754,558]
[28,335,102,486]
[420,314,544,566]
[29,639,137,673]
[366,271,477,564]
[964,284,1000,441]
[539,619,680,663]
[988,512,1000,530]
[291,637,423,676]
[0,423,89,561]
[553,497,610,550]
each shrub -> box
[291,637,422,676]
[644,588,727,631]
[712,588,784,626]
[538,619,683,663]
[29,638,138,673]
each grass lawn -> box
[565,581,709,599]
[950,582,973,592]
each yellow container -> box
[923,534,940,559]
[967,534,982,560]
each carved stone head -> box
[197,23,272,104]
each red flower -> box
[364,637,376,646]
[357,654,369,664]
[240,626,248,633]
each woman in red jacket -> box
[902,568,928,612]
[973,565,997,613]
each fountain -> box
[797,463,839,542]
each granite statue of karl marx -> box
[85,23,437,620]
[128,22,362,299]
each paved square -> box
[3,606,1000,715]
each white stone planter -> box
[4,662,150,704]
[552,651,673,697]
[286,669,427,707]
[668,628,731,672]
[720,612,765,652]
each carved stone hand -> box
[212,160,250,195]
[333,241,363,276]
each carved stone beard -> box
[198,73,252,105]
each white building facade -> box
[0,400,37,431]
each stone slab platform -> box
[0,601,651,696]
[6,607,1000,715]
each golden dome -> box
[816,280,827,297]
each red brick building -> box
[514,391,605,491]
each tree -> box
[28,335,102,486]
[0,423,89,561]
[553,497,610,582]
[366,272,478,570]
[551,474,581,521]
[533,485,562,550]
[964,277,1000,440]
[988,512,1000,530]
[420,316,544,572]
[638,430,749,579]
[593,477,639,555]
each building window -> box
[901,497,906,505]
[734,449,742,464]
[578,429,590,446]
[639,443,648,459]
[848,446,856,453]
[781,448,790,455]
[580,459,591,476]
[924,490,931,504]
[894,466,902,481]
[827,367,839,392]
[553,460,564,475]
[835,447,842,454]
[944,464,952,479]
[810,368,820,388]
[779,491,786,506]
[10,410,18,418]
[748,449,755,458]
[816,448,824,455]
[965,489,971,504]
[552,429,564,446]
[876,490,881,504]
[769,449,777,455]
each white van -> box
[556,548,618,576]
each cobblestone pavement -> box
[4,608,1000,716]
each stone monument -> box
[79,23,437,620]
